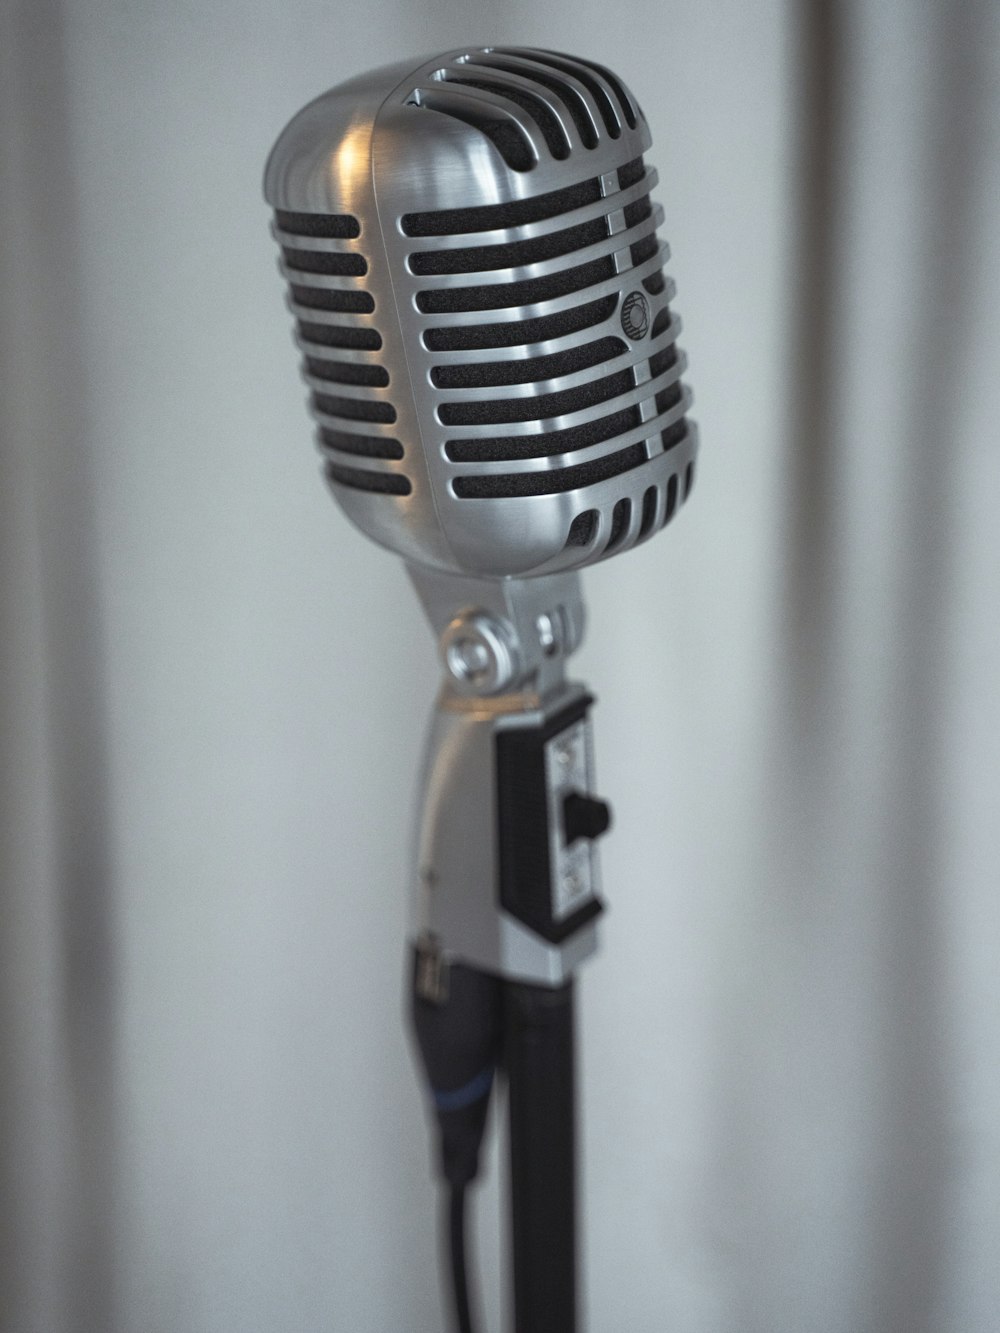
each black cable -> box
[409,948,501,1333]
[446,1184,474,1333]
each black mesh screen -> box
[298,322,382,351]
[424,296,616,352]
[402,177,602,237]
[305,357,389,388]
[410,216,608,276]
[431,336,625,389]
[319,429,403,460]
[276,209,405,496]
[569,56,638,129]
[453,442,646,498]
[312,392,396,424]
[639,485,657,538]
[630,233,659,268]
[417,256,615,314]
[446,77,571,159]
[565,510,598,546]
[439,366,634,426]
[468,56,599,149]
[661,420,688,452]
[276,211,360,239]
[290,285,375,314]
[326,463,411,496]
[445,404,640,463]
[664,472,679,522]
[617,157,645,190]
[510,51,622,138]
[606,497,631,549]
[281,248,367,276]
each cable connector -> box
[409,945,501,1188]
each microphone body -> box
[265,48,697,983]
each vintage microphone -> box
[264,46,697,1333]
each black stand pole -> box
[503,976,577,1333]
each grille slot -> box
[290,285,374,314]
[445,77,571,160]
[502,50,622,138]
[623,195,652,229]
[649,344,679,380]
[664,472,679,523]
[468,54,599,149]
[275,211,360,239]
[650,307,670,339]
[654,381,683,418]
[416,255,615,314]
[411,141,689,499]
[566,510,598,545]
[319,429,403,460]
[661,419,688,452]
[606,497,631,550]
[326,463,411,496]
[453,442,646,498]
[617,157,645,189]
[281,248,367,276]
[274,209,409,497]
[445,405,641,463]
[410,216,608,275]
[296,322,382,351]
[440,367,634,426]
[402,177,601,236]
[305,357,389,388]
[569,56,638,129]
[412,89,534,172]
[630,233,659,268]
[424,296,615,352]
[638,486,658,538]
[431,336,625,389]
[312,392,396,424]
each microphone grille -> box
[265,48,699,576]
[273,208,414,498]
[402,164,694,563]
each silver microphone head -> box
[264,48,697,578]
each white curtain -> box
[2,2,997,1330]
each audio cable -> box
[410,942,502,1333]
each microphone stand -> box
[407,568,611,1333]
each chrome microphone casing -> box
[264,47,697,579]
[265,49,698,982]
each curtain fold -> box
[1,2,997,1330]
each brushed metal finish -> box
[264,49,697,980]
[265,46,698,579]
[409,683,599,984]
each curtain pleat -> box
[1,2,998,1330]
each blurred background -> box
[1,2,998,1330]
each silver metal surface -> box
[409,679,600,985]
[265,47,698,579]
[403,567,605,983]
[265,50,696,981]
[409,565,585,701]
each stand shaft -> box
[504,977,577,1333]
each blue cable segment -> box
[433,1065,495,1112]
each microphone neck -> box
[407,565,586,704]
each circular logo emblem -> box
[620,290,650,340]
